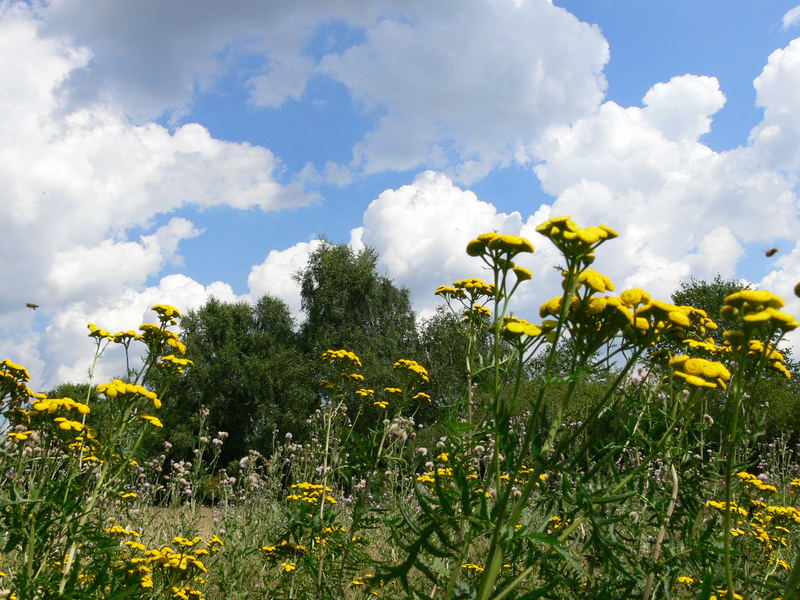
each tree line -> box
[49,243,800,469]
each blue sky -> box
[2,0,800,388]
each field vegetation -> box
[2,217,800,599]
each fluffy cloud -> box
[39,0,609,182]
[783,5,800,29]
[321,0,608,181]
[42,275,239,388]
[0,6,313,387]
[248,172,563,325]
[750,38,800,171]
[534,73,798,301]
[0,7,312,313]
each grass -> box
[2,220,800,599]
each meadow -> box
[2,216,800,600]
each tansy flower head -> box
[139,415,164,428]
[151,304,182,319]
[321,349,362,367]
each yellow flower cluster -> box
[416,468,453,483]
[355,388,374,397]
[721,290,799,331]
[572,268,615,294]
[461,563,484,573]
[114,533,221,597]
[453,277,497,298]
[745,340,792,379]
[536,216,617,262]
[668,356,732,390]
[503,316,542,339]
[392,359,429,382]
[464,304,491,319]
[412,391,431,403]
[139,415,164,428]
[1,359,34,407]
[705,500,748,517]
[737,471,777,493]
[466,232,534,258]
[152,304,182,320]
[97,380,162,409]
[286,482,337,504]
[111,330,142,344]
[321,349,362,367]
[342,372,365,382]
[260,540,308,555]
[351,572,375,586]
[140,324,187,355]
[159,354,194,374]
[88,322,114,340]
[32,395,90,415]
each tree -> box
[295,241,419,395]
[152,295,316,466]
[417,307,471,411]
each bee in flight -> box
[26,303,39,310]
[764,248,779,258]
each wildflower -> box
[373,400,389,409]
[355,388,374,397]
[139,415,164,428]
[412,392,431,402]
[384,387,403,395]
[669,356,731,390]
[32,396,90,415]
[7,430,33,441]
[452,277,497,299]
[466,232,535,259]
[321,349,362,367]
[502,315,543,341]
[152,304,182,319]
[173,536,203,547]
[416,468,453,483]
[286,482,336,504]
[677,576,695,586]
[393,359,429,380]
[465,304,491,319]
[280,562,296,572]
[512,266,533,281]
[206,536,224,552]
[87,323,114,340]
[572,268,614,294]
[351,573,375,586]
[159,354,194,373]
[535,216,617,258]
[721,290,798,331]
[54,417,84,431]
[435,285,465,299]
[96,380,161,409]
[461,563,484,573]
[112,330,140,344]
[105,525,141,537]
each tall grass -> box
[1,218,799,600]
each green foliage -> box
[296,240,419,409]
[153,295,316,465]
